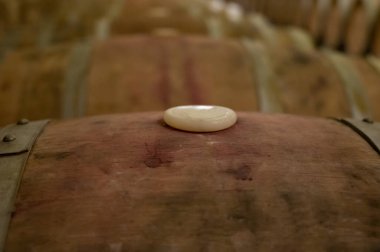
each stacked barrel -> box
[238,0,380,56]
[0,0,379,251]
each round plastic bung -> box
[164,105,237,132]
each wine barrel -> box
[0,36,258,126]
[344,0,380,55]
[0,32,313,127]
[1,112,380,251]
[4,35,380,126]
[244,43,380,121]
[259,46,350,117]
[322,50,380,120]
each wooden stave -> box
[2,112,380,251]
[344,0,380,55]
[323,0,356,49]
[307,0,332,43]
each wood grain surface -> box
[3,112,380,251]
[85,36,258,115]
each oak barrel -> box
[1,112,380,251]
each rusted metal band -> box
[95,0,124,41]
[206,16,225,39]
[336,118,380,155]
[0,119,49,252]
[367,55,380,75]
[286,27,315,54]
[62,42,92,118]
[241,39,283,113]
[322,49,372,120]
[247,14,277,49]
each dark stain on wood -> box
[344,169,369,185]
[279,191,296,211]
[325,241,349,252]
[224,164,252,181]
[229,191,260,234]
[33,151,73,160]
[311,76,328,93]
[367,198,380,210]
[292,51,312,65]
[143,142,172,168]
[91,120,107,125]
[1,81,10,91]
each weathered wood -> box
[3,112,380,251]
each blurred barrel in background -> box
[0,36,258,126]
[238,0,380,56]
[1,34,380,127]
